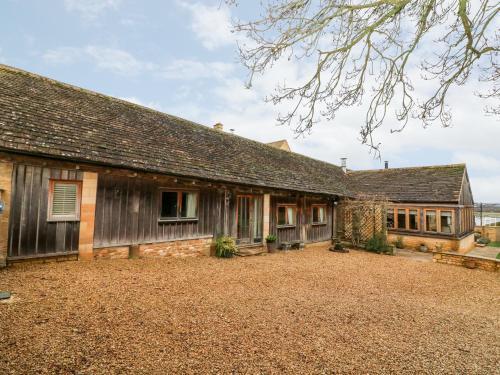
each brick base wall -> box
[305,240,331,249]
[140,238,213,258]
[388,233,474,253]
[0,160,13,268]
[433,252,499,272]
[94,246,130,260]
[93,237,213,260]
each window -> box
[48,180,81,221]
[312,205,327,224]
[409,209,418,230]
[387,209,394,229]
[425,210,437,232]
[160,191,198,220]
[277,205,296,226]
[397,209,406,229]
[440,211,453,234]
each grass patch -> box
[496,253,500,260]
[488,241,500,248]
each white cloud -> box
[178,1,234,50]
[43,46,156,75]
[42,47,81,64]
[84,46,155,75]
[161,59,234,80]
[469,176,500,203]
[64,0,121,20]
[173,49,500,203]
[118,97,164,111]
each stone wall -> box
[433,252,499,272]
[388,233,474,253]
[93,237,213,260]
[0,160,13,268]
[475,226,500,242]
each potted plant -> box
[419,243,428,252]
[266,234,278,253]
[215,236,238,258]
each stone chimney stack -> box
[384,161,389,169]
[213,123,224,132]
[340,158,347,173]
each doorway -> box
[236,195,263,244]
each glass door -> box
[237,195,263,244]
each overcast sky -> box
[2,0,499,202]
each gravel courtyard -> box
[1,248,498,374]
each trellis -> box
[337,196,388,247]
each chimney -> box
[340,158,347,173]
[384,161,389,169]
[213,123,224,132]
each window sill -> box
[312,222,327,226]
[388,228,420,233]
[277,224,296,229]
[47,218,80,223]
[158,218,198,223]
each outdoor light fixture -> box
[0,189,4,213]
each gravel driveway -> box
[1,247,499,374]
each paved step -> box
[237,245,267,257]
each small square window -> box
[160,191,198,220]
[277,205,296,226]
[426,210,437,232]
[409,209,418,230]
[312,205,327,224]
[48,180,81,221]
[160,192,178,218]
[397,209,406,229]
[440,211,453,233]
[387,210,394,229]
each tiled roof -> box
[0,64,349,196]
[348,164,466,203]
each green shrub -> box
[394,236,404,249]
[334,242,344,250]
[366,232,390,253]
[477,236,491,245]
[215,236,238,258]
[265,234,277,243]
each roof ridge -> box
[348,163,466,174]
[0,63,343,172]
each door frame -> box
[236,194,263,244]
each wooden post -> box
[223,188,230,236]
[78,172,98,261]
[301,195,307,242]
[0,160,13,268]
[263,194,270,242]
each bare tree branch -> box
[228,0,499,156]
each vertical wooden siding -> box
[270,195,332,244]
[8,164,83,258]
[93,174,222,247]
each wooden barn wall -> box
[8,164,83,258]
[459,176,474,206]
[305,198,333,242]
[270,195,332,244]
[93,174,223,247]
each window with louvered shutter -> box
[48,180,81,221]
